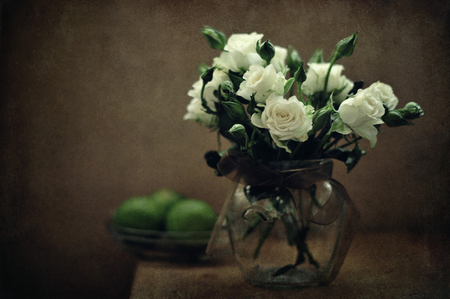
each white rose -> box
[236,64,286,104]
[187,69,229,111]
[213,32,264,72]
[333,76,354,104]
[183,98,217,127]
[337,88,385,147]
[271,45,288,73]
[251,94,314,152]
[225,32,264,54]
[366,81,398,110]
[301,63,347,96]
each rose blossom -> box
[183,98,217,127]
[213,32,287,73]
[365,81,398,110]
[251,94,314,152]
[213,32,264,72]
[271,45,288,73]
[236,64,286,104]
[188,69,229,111]
[337,88,385,147]
[333,76,354,104]
[302,63,353,101]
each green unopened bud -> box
[256,40,275,64]
[294,62,307,84]
[400,102,424,120]
[382,110,412,127]
[228,124,246,139]
[287,47,302,76]
[201,26,227,50]
[312,106,332,132]
[201,67,215,84]
[221,101,247,120]
[335,32,358,60]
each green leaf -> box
[308,49,324,63]
[196,63,209,76]
[227,71,245,91]
[284,78,295,95]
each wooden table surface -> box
[129,232,449,299]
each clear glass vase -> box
[224,159,360,288]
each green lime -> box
[149,188,184,214]
[113,196,164,230]
[165,199,217,232]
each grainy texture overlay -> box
[1,0,449,298]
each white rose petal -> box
[236,64,286,104]
[302,63,345,96]
[302,63,353,103]
[225,32,264,54]
[213,32,264,72]
[187,69,229,111]
[338,89,385,147]
[251,94,314,152]
[333,76,354,104]
[271,46,288,72]
[183,98,217,127]
[366,81,399,110]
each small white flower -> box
[236,64,286,104]
[187,69,229,111]
[183,98,217,127]
[213,32,265,72]
[337,88,385,147]
[302,63,353,101]
[271,46,288,73]
[366,81,398,110]
[333,76,354,104]
[213,32,288,73]
[251,94,314,152]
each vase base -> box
[244,266,323,289]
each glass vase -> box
[224,159,360,288]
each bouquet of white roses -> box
[184,26,424,173]
[184,27,424,276]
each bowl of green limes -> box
[108,188,223,259]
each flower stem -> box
[321,56,338,106]
[253,220,276,259]
[339,136,363,148]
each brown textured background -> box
[0,0,449,298]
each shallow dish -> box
[107,220,227,260]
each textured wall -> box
[1,0,449,298]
